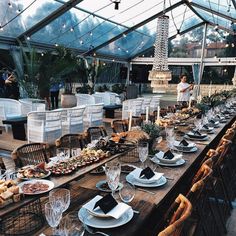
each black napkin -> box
[179,139,189,146]
[193,130,202,136]
[139,167,155,179]
[209,120,215,124]
[163,150,175,160]
[216,115,221,119]
[203,125,209,130]
[93,194,118,214]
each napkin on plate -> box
[131,167,163,183]
[163,150,175,159]
[139,167,155,179]
[179,139,189,147]
[93,194,117,214]
[83,195,131,219]
[155,151,182,164]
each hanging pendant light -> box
[148,14,172,93]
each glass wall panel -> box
[0,0,62,38]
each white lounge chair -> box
[0,98,22,132]
[27,110,62,144]
[83,103,104,128]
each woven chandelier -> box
[148,15,172,93]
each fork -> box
[84,225,110,236]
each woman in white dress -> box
[177,75,193,107]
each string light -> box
[232,43,235,48]
[118,47,121,50]
[89,32,93,36]
[214,54,217,58]
[225,42,229,47]
[62,23,66,28]
[70,27,74,32]
[0,25,3,31]
[122,33,126,38]
[41,52,44,56]
[93,52,96,56]
[16,9,21,13]
[26,36,30,40]
[8,2,12,8]
[55,43,58,47]
[80,40,83,45]
[126,50,129,53]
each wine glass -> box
[119,182,135,203]
[59,211,85,236]
[105,162,121,198]
[138,142,149,168]
[45,202,62,235]
[49,188,70,213]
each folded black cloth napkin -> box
[203,125,209,130]
[163,150,175,160]
[193,130,202,136]
[179,139,189,146]
[209,120,215,124]
[139,167,155,179]
[93,194,118,214]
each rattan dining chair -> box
[55,133,87,150]
[86,126,108,143]
[12,143,49,168]
[158,194,192,236]
[111,119,128,133]
[185,164,214,236]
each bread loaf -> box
[0,190,13,200]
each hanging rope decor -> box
[148,15,172,93]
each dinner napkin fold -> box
[179,139,189,147]
[93,194,117,214]
[203,125,209,130]
[163,150,174,159]
[83,195,131,219]
[131,167,163,183]
[139,167,155,179]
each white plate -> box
[126,174,167,188]
[18,179,54,195]
[151,157,186,167]
[184,135,208,141]
[96,180,123,193]
[154,151,182,164]
[78,207,133,229]
[173,146,198,153]
[17,165,51,180]
[173,141,196,151]
[130,168,164,184]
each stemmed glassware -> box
[49,188,71,213]
[45,201,63,235]
[194,118,203,131]
[105,162,121,197]
[137,142,149,168]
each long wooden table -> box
[1,114,235,236]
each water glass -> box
[59,211,85,236]
[119,182,135,203]
[45,202,62,235]
[71,148,81,157]
[138,142,149,168]
[165,126,174,137]
[105,162,121,197]
[49,188,71,212]
[57,148,70,161]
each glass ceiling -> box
[0,0,234,60]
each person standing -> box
[5,72,20,100]
[50,79,61,110]
[177,74,193,107]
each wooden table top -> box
[2,114,235,236]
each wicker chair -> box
[55,133,87,150]
[111,119,128,133]
[86,126,107,143]
[12,143,49,168]
[158,194,192,236]
[185,164,213,236]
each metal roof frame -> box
[83,0,184,56]
[17,0,84,41]
[190,1,236,23]
[129,21,206,60]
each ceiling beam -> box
[83,0,184,56]
[186,0,235,35]
[129,21,206,60]
[17,0,84,41]
[190,1,236,23]
[232,0,236,9]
